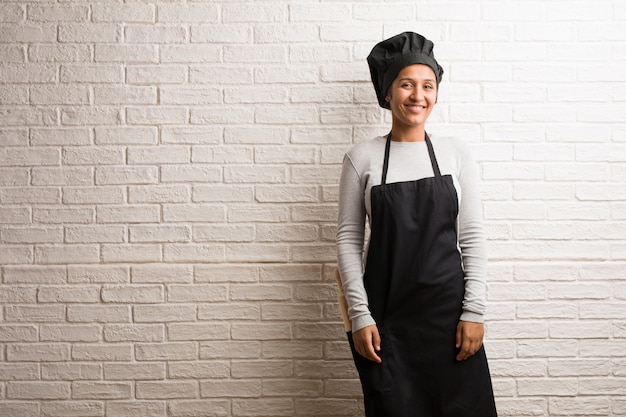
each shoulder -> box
[430,136,476,177]
[430,135,472,159]
[346,136,386,158]
[345,136,386,167]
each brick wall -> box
[1,1,625,416]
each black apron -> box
[348,133,497,417]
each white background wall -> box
[1,1,625,416]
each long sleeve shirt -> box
[336,135,487,333]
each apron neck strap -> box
[425,135,442,177]
[381,131,442,185]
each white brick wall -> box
[0,1,624,416]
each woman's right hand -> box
[352,324,382,363]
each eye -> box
[424,84,434,90]
[401,82,413,88]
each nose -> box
[410,86,423,101]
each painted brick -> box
[94,86,157,105]
[126,65,186,84]
[193,145,253,163]
[104,362,165,379]
[198,303,259,321]
[131,264,193,284]
[0,206,31,223]
[63,187,125,205]
[37,286,100,303]
[101,285,163,304]
[193,185,253,203]
[191,23,251,43]
[67,265,129,284]
[101,244,162,263]
[161,165,221,183]
[0,64,57,83]
[30,128,91,146]
[163,244,224,263]
[0,106,56,126]
[7,343,70,362]
[124,25,187,44]
[35,244,100,264]
[128,185,190,204]
[106,401,166,417]
[95,44,158,63]
[0,85,28,105]
[0,363,39,381]
[4,265,67,284]
[162,204,226,223]
[0,45,25,63]
[31,167,92,187]
[167,284,228,303]
[59,24,120,43]
[60,107,122,126]
[255,65,317,84]
[1,147,60,166]
[67,306,130,323]
[0,4,24,22]
[161,126,221,145]
[191,107,254,125]
[126,106,187,125]
[95,127,158,145]
[2,226,63,244]
[92,4,155,23]
[96,204,159,223]
[0,128,28,146]
[194,265,258,283]
[33,207,94,224]
[72,382,131,399]
[190,65,253,85]
[169,401,229,417]
[0,245,33,264]
[95,166,158,186]
[129,225,191,243]
[1,23,56,42]
[39,401,104,416]
[160,86,221,104]
[6,382,71,400]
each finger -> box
[456,339,472,361]
[372,326,381,352]
[365,341,382,363]
[455,323,463,348]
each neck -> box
[389,124,426,142]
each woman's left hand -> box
[455,320,484,361]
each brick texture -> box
[0,1,624,416]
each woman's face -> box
[385,64,437,130]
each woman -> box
[336,32,498,416]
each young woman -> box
[336,32,498,416]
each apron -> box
[348,133,497,417]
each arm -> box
[456,145,488,361]
[336,153,376,333]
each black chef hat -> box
[367,32,444,109]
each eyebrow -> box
[398,77,436,83]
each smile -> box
[405,104,426,113]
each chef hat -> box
[367,32,444,109]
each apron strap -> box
[381,132,392,185]
[425,135,442,178]
[381,131,442,184]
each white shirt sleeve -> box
[336,153,376,332]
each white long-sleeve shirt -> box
[336,135,487,333]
